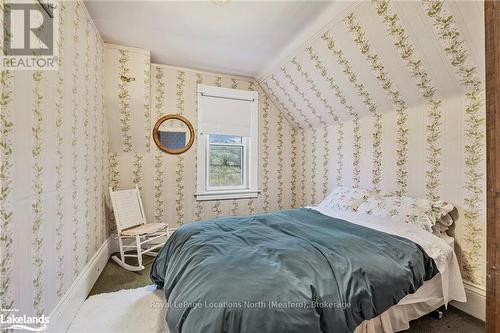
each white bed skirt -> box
[355,274,446,333]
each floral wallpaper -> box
[344,12,409,196]
[104,45,150,154]
[305,46,362,188]
[107,63,297,230]
[117,50,132,152]
[321,31,383,192]
[174,71,185,224]
[0,0,14,314]
[261,94,271,212]
[55,0,67,299]
[422,0,485,284]
[31,68,44,316]
[373,0,444,204]
[0,1,486,324]
[153,67,165,224]
[1,0,109,320]
[260,0,486,287]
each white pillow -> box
[318,186,373,212]
[319,187,456,234]
[356,194,455,233]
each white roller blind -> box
[198,87,256,137]
[196,84,259,199]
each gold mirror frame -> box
[152,114,195,154]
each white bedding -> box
[311,206,467,332]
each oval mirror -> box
[152,114,195,154]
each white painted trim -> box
[451,281,486,321]
[47,237,112,333]
[151,62,254,81]
[196,190,260,201]
[198,84,258,101]
[257,1,361,81]
[151,62,255,80]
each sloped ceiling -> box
[259,0,484,128]
[85,1,331,77]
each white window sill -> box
[195,190,260,201]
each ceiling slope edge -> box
[257,1,361,82]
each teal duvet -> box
[151,208,438,333]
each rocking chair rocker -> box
[109,185,169,271]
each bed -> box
[151,190,466,333]
[316,207,466,332]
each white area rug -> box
[68,285,169,333]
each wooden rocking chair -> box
[109,185,168,271]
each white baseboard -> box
[451,281,486,321]
[48,237,112,332]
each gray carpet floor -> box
[90,256,485,332]
[401,306,484,332]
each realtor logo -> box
[2,0,59,70]
[0,308,49,331]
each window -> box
[196,84,259,201]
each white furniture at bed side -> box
[109,185,169,271]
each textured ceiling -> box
[259,0,484,128]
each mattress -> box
[312,206,467,332]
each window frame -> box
[196,84,259,201]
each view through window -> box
[208,135,244,187]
